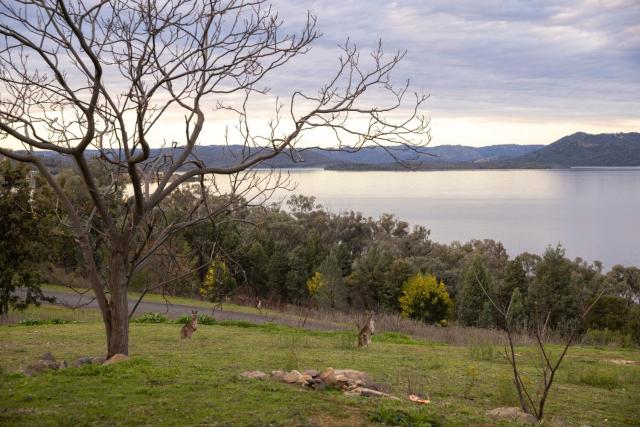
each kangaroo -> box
[181,310,198,339]
[357,312,375,348]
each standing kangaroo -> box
[357,312,375,348]
[181,310,198,339]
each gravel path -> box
[44,290,341,331]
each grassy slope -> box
[41,284,302,321]
[1,306,639,426]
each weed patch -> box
[17,318,73,326]
[369,405,443,427]
[133,312,169,324]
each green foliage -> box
[133,312,169,324]
[507,287,528,330]
[628,304,640,345]
[306,271,324,298]
[457,256,493,327]
[18,318,71,326]
[0,161,55,316]
[399,273,452,324]
[527,245,581,328]
[477,301,496,329]
[175,314,216,325]
[582,329,635,348]
[199,257,236,303]
[316,250,347,309]
[584,295,630,332]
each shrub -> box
[18,318,42,326]
[175,314,216,325]
[133,312,169,324]
[399,273,452,324]
[582,328,635,348]
[197,314,216,325]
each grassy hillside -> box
[1,305,639,426]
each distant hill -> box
[189,143,543,168]
[511,132,640,167]
[9,131,639,171]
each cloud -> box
[266,0,640,138]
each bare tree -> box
[474,271,603,421]
[0,0,429,357]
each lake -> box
[268,168,640,269]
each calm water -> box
[272,169,640,268]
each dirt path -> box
[43,290,341,331]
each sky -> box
[1,0,639,149]
[262,0,640,146]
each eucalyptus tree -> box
[0,0,428,356]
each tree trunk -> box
[106,279,129,357]
[105,243,130,358]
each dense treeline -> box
[1,160,639,343]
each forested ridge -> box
[2,159,639,344]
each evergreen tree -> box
[457,256,493,327]
[0,161,54,318]
[527,245,581,328]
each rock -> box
[333,369,374,389]
[24,362,48,377]
[240,370,268,380]
[303,369,320,378]
[307,377,326,390]
[103,354,128,365]
[486,407,538,425]
[75,357,93,367]
[23,358,65,376]
[90,356,106,365]
[271,370,287,381]
[319,367,336,384]
[282,370,311,385]
[41,352,56,362]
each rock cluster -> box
[240,367,398,399]
[23,352,68,376]
[22,352,125,376]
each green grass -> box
[1,306,639,426]
[41,283,311,321]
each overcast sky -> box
[2,1,638,148]
[265,0,640,146]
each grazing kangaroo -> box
[181,310,198,339]
[357,312,375,348]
